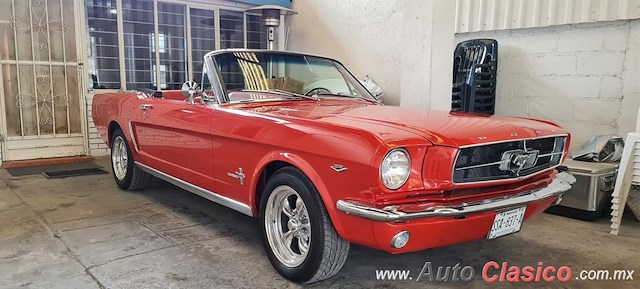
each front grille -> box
[453,136,566,184]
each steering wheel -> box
[305,87,331,96]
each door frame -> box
[0,46,6,165]
[76,0,89,157]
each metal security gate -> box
[0,0,86,161]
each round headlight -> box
[380,149,411,190]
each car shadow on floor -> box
[126,176,640,289]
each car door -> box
[133,97,216,191]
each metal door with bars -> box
[0,0,86,161]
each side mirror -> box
[181,81,200,105]
[359,75,384,102]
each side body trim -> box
[128,121,139,153]
[135,162,253,217]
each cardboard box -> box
[266,77,304,94]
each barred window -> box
[190,8,215,83]
[122,0,154,90]
[86,0,120,89]
[220,10,244,49]
[246,14,266,49]
[85,1,267,90]
[157,2,187,89]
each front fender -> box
[250,150,372,244]
[250,151,332,213]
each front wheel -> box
[259,167,349,283]
[110,128,152,190]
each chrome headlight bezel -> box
[380,148,411,190]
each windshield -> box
[210,51,376,103]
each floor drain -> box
[42,168,109,179]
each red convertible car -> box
[92,49,575,283]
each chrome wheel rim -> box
[111,136,128,181]
[265,185,311,267]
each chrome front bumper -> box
[336,172,576,222]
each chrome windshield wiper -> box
[271,89,319,101]
[241,89,319,101]
[314,93,379,104]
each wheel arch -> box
[107,121,122,148]
[250,152,349,239]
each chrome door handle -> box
[139,104,154,111]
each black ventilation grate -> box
[6,162,101,177]
[452,39,498,115]
[42,168,109,179]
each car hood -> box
[241,101,567,147]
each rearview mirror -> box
[181,81,200,105]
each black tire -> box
[259,166,349,283]
[110,128,152,191]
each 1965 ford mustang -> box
[92,49,576,283]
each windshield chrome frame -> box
[203,53,227,104]
[203,49,380,105]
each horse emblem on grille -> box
[499,149,540,175]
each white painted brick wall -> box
[532,54,576,76]
[601,77,624,99]
[455,19,640,149]
[576,51,626,76]
[556,27,606,52]
[85,94,110,157]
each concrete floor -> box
[1,157,638,289]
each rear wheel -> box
[110,128,152,190]
[259,166,349,283]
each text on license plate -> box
[487,206,526,239]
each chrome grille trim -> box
[454,151,564,171]
[452,135,567,184]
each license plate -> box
[487,207,526,239]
